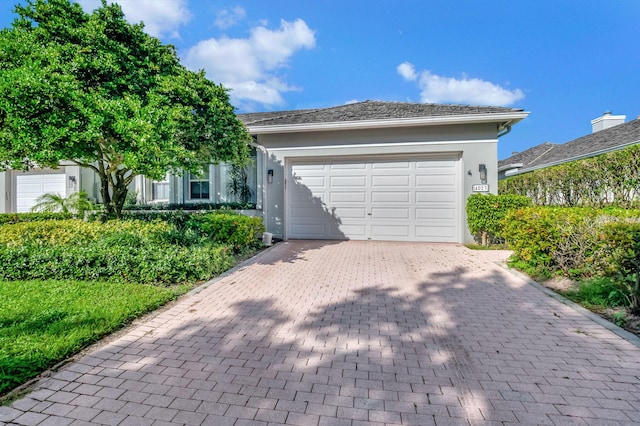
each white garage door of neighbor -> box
[288,155,460,242]
[16,173,66,213]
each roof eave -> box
[246,111,530,134]
[505,139,640,177]
[498,162,524,172]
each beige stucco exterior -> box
[254,123,500,243]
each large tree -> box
[0,0,251,217]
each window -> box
[189,171,210,200]
[151,177,170,201]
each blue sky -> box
[1,0,639,159]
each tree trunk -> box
[97,166,132,219]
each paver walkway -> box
[2,241,640,425]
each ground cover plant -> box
[0,279,187,396]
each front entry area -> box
[287,154,460,242]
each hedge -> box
[466,193,531,245]
[499,144,640,207]
[0,216,264,284]
[502,206,640,279]
[0,212,73,225]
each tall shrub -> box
[500,144,640,207]
[603,222,640,312]
[466,193,531,245]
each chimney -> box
[591,111,626,133]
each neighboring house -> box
[499,112,640,179]
[0,100,528,243]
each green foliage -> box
[0,212,73,225]
[30,191,95,217]
[0,279,185,395]
[466,193,531,245]
[500,144,640,208]
[187,211,265,253]
[602,221,640,311]
[0,0,251,218]
[563,277,629,309]
[503,207,639,279]
[0,219,237,284]
[227,164,254,204]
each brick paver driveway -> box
[3,241,640,425]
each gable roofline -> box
[507,138,640,176]
[239,100,528,135]
[244,112,529,134]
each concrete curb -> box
[497,261,640,349]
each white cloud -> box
[396,62,417,81]
[184,19,316,108]
[398,62,524,106]
[215,7,246,29]
[75,0,191,39]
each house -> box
[240,101,527,243]
[499,112,640,179]
[0,100,528,243]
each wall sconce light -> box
[68,175,76,187]
[267,169,274,184]
[478,164,487,184]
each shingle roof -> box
[499,118,640,173]
[498,142,557,169]
[239,100,523,126]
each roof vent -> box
[590,111,625,133]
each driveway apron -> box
[2,241,640,425]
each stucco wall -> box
[256,123,499,243]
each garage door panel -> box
[339,225,367,237]
[294,164,327,171]
[371,225,410,237]
[416,175,455,186]
[336,208,367,218]
[372,161,410,169]
[416,160,456,168]
[371,208,410,219]
[289,156,459,242]
[331,163,365,170]
[294,176,326,188]
[416,191,456,203]
[372,175,410,186]
[330,176,366,187]
[372,191,410,203]
[330,192,366,203]
[416,208,456,220]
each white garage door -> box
[287,155,460,242]
[16,173,66,213]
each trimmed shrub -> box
[0,212,73,225]
[186,211,265,252]
[0,219,237,284]
[502,207,640,278]
[0,220,172,247]
[466,193,532,245]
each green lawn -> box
[0,280,188,396]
